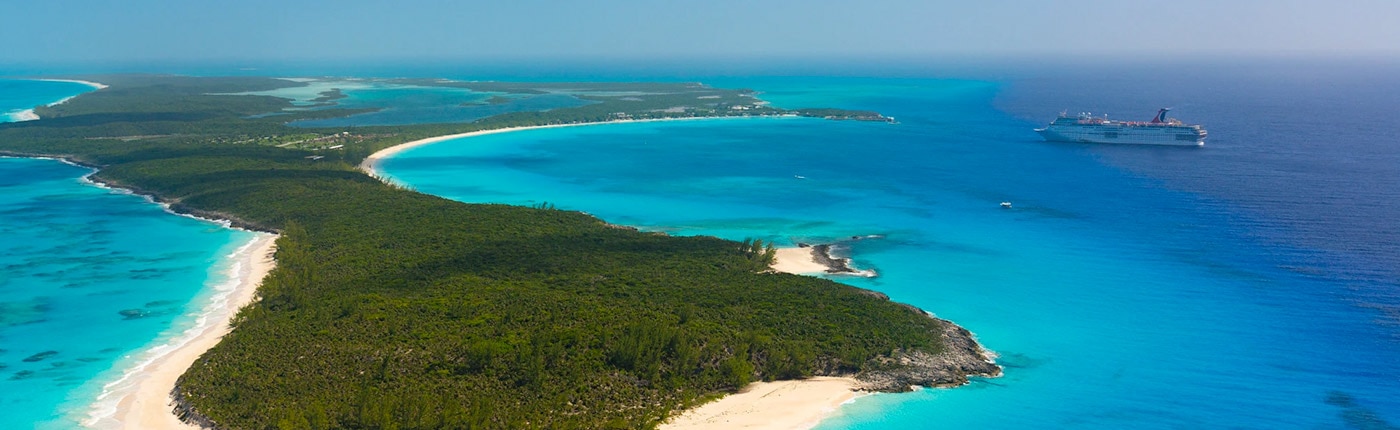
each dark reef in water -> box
[1326,391,1399,430]
[3,75,990,429]
[119,309,150,319]
[21,350,58,363]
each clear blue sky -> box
[5,0,1398,63]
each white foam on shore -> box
[1,79,107,123]
[4,108,39,122]
[78,172,237,229]
[47,95,80,108]
[38,78,109,90]
[3,156,267,429]
[360,115,800,183]
[36,80,107,110]
[81,233,270,429]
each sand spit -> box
[39,78,110,90]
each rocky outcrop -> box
[854,316,1001,392]
[171,383,221,429]
[798,243,877,277]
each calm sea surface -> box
[0,79,94,122]
[378,63,1400,428]
[3,60,1398,428]
[1,80,257,429]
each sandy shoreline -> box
[772,247,831,275]
[84,233,278,430]
[659,377,865,430]
[772,245,877,278]
[653,249,870,429]
[359,116,792,180]
[38,78,110,90]
[359,117,881,430]
[2,79,106,123]
[5,109,40,121]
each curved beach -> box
[362,121,996,430]
[38,78,110,90]
[2,79,105,123]
[363,121,876,429]
[360,116,788,179]
[88,233,278,430]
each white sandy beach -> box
[660,377,864,430]
[359,116,793,179]
[39,78,110,90]
[359,116,866,430]
[87,233,278,430]
[771,247,829,275]
[2,79,105,123]
[6,109,40,121]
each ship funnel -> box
[1152,108,1170,123]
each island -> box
[790,108,897,123]
[0,75,997,429]
[461,95,515,106]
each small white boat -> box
[1000,202,1012,208]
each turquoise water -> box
[0,157,257,429]
[1,79,260,429]
[0,79,96,122]
[3,63,1397,428]
[380,71,1400,428]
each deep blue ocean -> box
[375,62,1400,429]
[3,59,1398,428]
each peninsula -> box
[0,75,996,429]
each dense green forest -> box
[0,75,987,429]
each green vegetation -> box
[1,75,949,429]
[461,95,515,106]
[310,88,348,103]
[790,108,894,122]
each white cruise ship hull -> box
[1036,109,1207,146]
[1035,126,1205,146]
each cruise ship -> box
[1035,109,1207,146]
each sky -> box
[4,0,1399,64]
